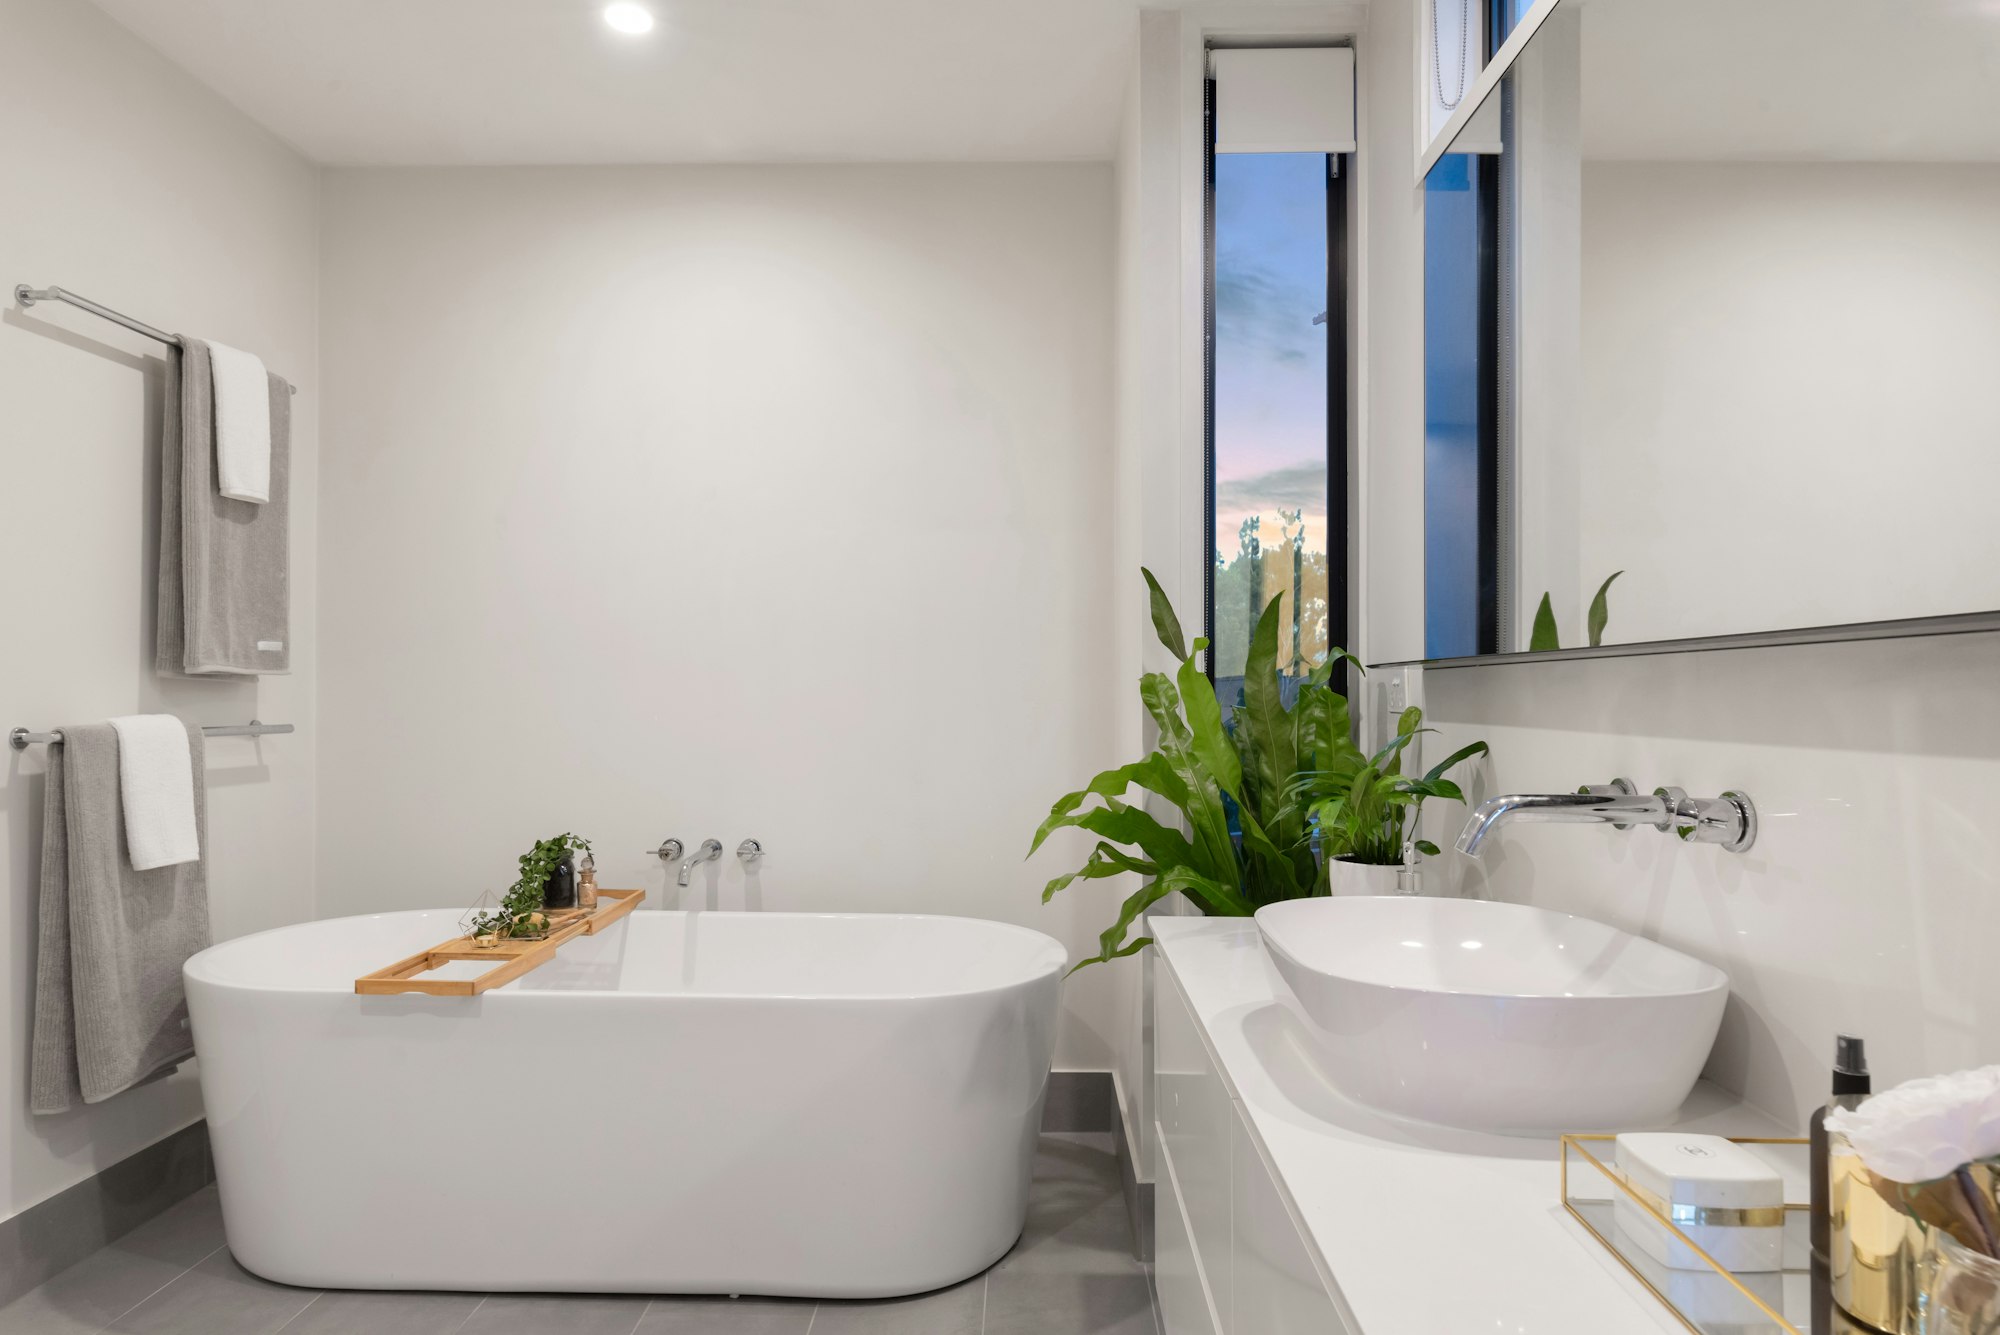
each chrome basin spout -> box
[1455,780,1664,857]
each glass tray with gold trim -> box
[1562,1134,1820,1335]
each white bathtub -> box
[183,908,1066,1297]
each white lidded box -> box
[1613,1132,1785,1273]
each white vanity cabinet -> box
[1155,959,1353,1335]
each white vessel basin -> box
[1256,896,1729,1135]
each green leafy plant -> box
[465,832,593,940]
[1530,570,1623,652]
[1292,707,1487,866]
[1029,570,1488,970]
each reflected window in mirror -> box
[1423,143,1503,659]
[1487,0,1529,50]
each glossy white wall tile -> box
[1417,631,2000,1131]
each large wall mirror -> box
[1415,0,2000,664]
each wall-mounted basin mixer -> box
[737,839,763,865]
[677,839,724,886]
[1454,778,1756,857]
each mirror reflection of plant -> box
[1530,570,1623,652]
[1030,569,1488,971]
[466,832,593,940]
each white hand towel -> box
[106,716,201,871]
[207,341,271,504]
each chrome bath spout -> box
[677,838,723,886]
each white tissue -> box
[1826,1064,2000,1183]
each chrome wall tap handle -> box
[1653,788,1758,853]
[677,838,724,886]
[1577,778,1646,832]
[648,839,685,864]
[736,839,763,864]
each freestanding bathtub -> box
[183,908,1066,1297]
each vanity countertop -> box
[1148,914,1796,1335]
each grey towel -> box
[31,723,211,1114]
[155,338,291,677]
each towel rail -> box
[15,285,298,395]
[10,721,294,751]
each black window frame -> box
[1201,70,1353,697]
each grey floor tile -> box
[631,1296,812,1333]
[107,1249,320,1335]
[984,1269,1157,1335]
[277,1289,487,1335]
[808,1276,982,1335]
[113,1189,226,1271]
[995,1135,1142,1277]
[458,1294,648,1335]
[0,1241,190,1334]
[0,1290,108,1335]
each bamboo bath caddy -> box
[354,888,645,996]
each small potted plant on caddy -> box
[463,832,594,946]
[1028,569,1489,969]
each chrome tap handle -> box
[1577,778,1643,831]
[1653,788,1758,853]
[736,839,763,864]
[648,839,685,863]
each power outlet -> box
[1385,673,1408,714]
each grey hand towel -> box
[31,723,211,1114]
[155,338,291,677]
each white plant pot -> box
[1325,858,1412,897]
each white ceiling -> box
[89,0,1165,165]
[1580,0,2000,161]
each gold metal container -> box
[1830,1145,1927,1333]
[1832,1150,2000,1333]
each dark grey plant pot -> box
[542,856,578,910]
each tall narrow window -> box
[1211,154,1334,695]
[1205,47,1352,707]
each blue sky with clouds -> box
[1212,152,1329,561]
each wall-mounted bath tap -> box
[736,839,763,865]
[678,838,724,886]
[1454,779,1756,857]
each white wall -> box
[1577,160,2000,643]
[1110,9,1193,1178]
[1417,629,2000,1131]
[0,0,320,1221]
[1359,0,1428,671]
[315,164,1125,1069]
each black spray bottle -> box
[1810,1034,1872,1333]
[1811,1034,1873,1263]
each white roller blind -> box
[1212,47,1356,154]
